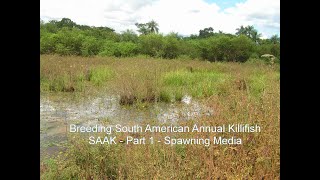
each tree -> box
[230,35,254,62]
[120,29,138,43]
[236,25,246,36]
[270,34,280,44]
[135,23,149,35]
[163,34,181,59]
[236,25,261,44]
[57,18,77,29]
[245,25,254,36]
[251,30,262,44]
[146,20,159,34]
[199,27,214,38]
[81,37,103,56]
[135,20,159,35]
[139,34,165,57]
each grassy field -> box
[40,55,280,179]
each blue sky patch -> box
[205,0,246,9]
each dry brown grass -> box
[40,55,280,179]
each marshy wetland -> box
[40,55,279,179]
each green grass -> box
[87,66,114,86]
[161,70,231,98]
[248,72,267,98]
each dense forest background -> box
[40,18,280,62]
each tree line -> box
[40,18,280,62]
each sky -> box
[40,0,280,38]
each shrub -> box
[230,35,254,62]
[120,30,139,43]
[163,35,181,59]
[81,37,103,56]
[182,40,201,59]
[139,34,165,57]
[53,28,85,55]
[40,33,57,54]
[55,43,72,55]
[99,41,117,57]
[115,42,139,57]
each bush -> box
[139,34,165,57]
[163,35,181,59]
[115,42,139,57]
[53,28,85,55]
[256,43,280,59]
[40,18,280,62]
[230,35,254,62]
[99,41,138,57]
[40,33,57,54]
[81,37,103,56]
[250,52,260,59]
[198,35,232,61]
[99,41,117,57]
[120,30,139,43]
[180,40,201,59]
[55,43,72,55]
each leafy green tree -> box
[236,25,247,36]
[81,37,103,56]
[99,41,138,57]
[139,34,165,57]
[251,30,262,44]
[40,33,57,54]
[54,28,85,55]
[230,35,254,62]
[135,23,149,35]
[135,20,159,35]
[270,34,280,44]
[55,43,72,55]
[42,20,59,33]
[188,34,199,39]
[82,28,119,41]
[236,25,261,44]
[256,43,280,59]
[163,34,181,59]
[198,37,219,61]
[199,27,214,38]
[56,18,77,29]
[115,42,139,57]
[215,36,233,61]
[99,41,117,57]
[39,17,279,62]
[179,40,201,59]
[120,29,139,43]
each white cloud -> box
[40,0,279,38]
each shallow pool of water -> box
[40,94,214,159]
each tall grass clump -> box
[247,72,267,98]
[161,69,231,99]
[87,66,114,86]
